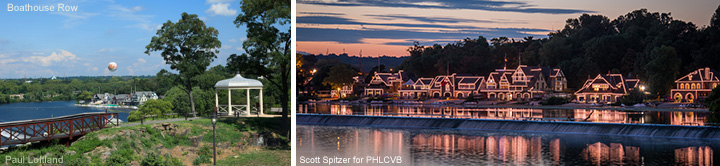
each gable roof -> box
[414,78,433,86]
[575,74,638,94]
[675,67,720,82]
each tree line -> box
[0,76,158,104]
[397,6,720,98]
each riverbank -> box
[302,100,709,112]
[298,114,720,139]
[75,104,138,110]
[0,117,290,165]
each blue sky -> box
[0,0,248,79]
[297,0,720,57]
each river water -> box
[0,101,130,122]
[297,103,718,165]
[298,103,710,126]
[297,125,718,165]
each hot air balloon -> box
[108,62,118,72]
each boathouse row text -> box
[8,3,78,12]
[299,156,402,165]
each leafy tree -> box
[155,69,178,95]
[192,65,229,90]
[128,99,173,122]
[322,64,358,90]
[706,86,720,122]
[163,86,190,118]
[644,45,680,97]
[77,91,94,101]
[228,0,290,136]
[191,87,214,117]
[145,12,221,117]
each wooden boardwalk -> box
[0,112,119,147]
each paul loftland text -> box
[8,3,78,12]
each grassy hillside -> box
[0,117,289,166]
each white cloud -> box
[206,3,237,16]
[109,5,158,31]
[138,58,147,63]
[98,48,116,53]
[22,50,78,66]
[229,38,237,42]
[132,6,143,11]
[51,12,99,28]
[221,45,233,50]
[0,59,18,65]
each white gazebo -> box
[214,74,264,116]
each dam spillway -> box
[297,114,720,139]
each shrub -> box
[464,94,478,103]
[70,136,107,154]
[142,152,183,166]
[621,89,645,105]
[106,149,133,166]
[543,96,569,105]
[193,145,212,165]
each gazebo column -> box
[259,88,263,115]
[246,88,251,115]
[215,89,219,115]
[228,89,232,116]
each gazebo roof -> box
[215,74,263,89]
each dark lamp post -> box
[212,107,217,166]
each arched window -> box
[714,83,718,88]
[691,83,696,89]
[698,83,702,89]
[686,83,690,89]
[680,84,684,89]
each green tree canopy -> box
[128,99,173,122]
[228,0,290,137]
[145,12,221,117]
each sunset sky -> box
[297,0,720,57]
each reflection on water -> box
[298,104,708,126]
[675,146,713,166]
[297,125,720,165]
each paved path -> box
[117,114,287,127]
[119,117,204,127]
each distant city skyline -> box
[0,0,247,79]
[297,0,720,57]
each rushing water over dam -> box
[298,114,720,139]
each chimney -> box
[706,67,710,79]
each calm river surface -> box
[0,101,130,122]
[298,103,710,126]
[297,125,719,165]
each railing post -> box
[69,119,73,141]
